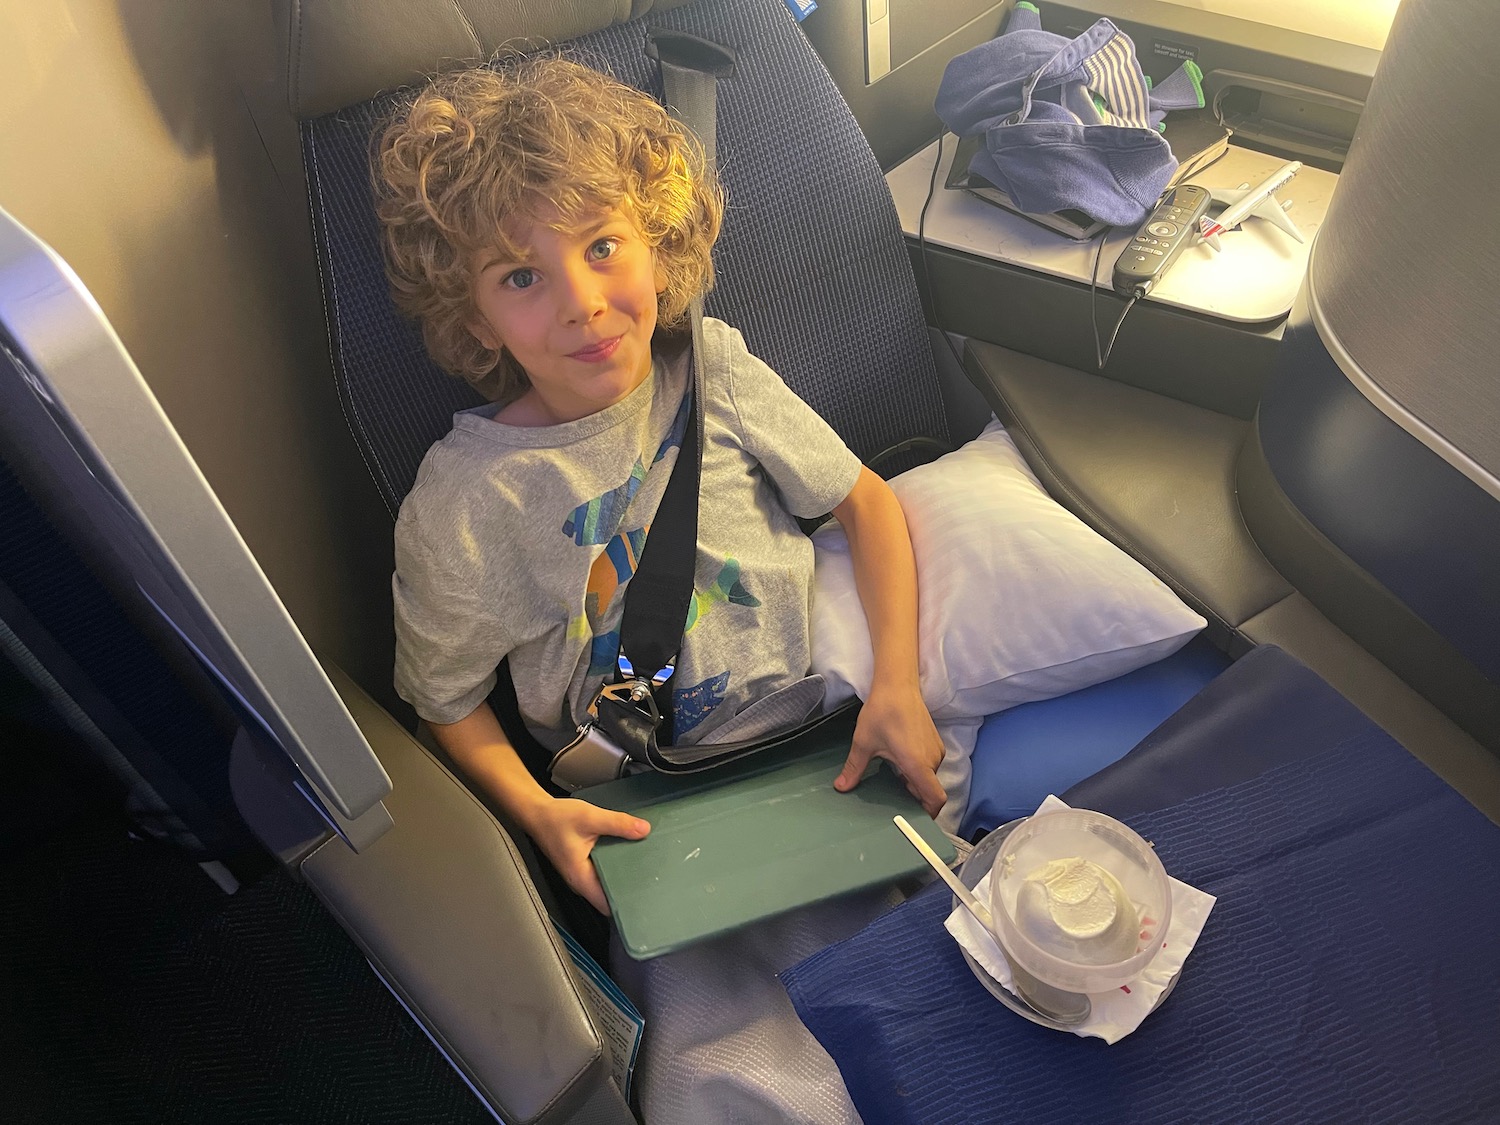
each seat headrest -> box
[284,0,700,118]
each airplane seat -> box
[0,372,267,884]
[1237,0,1500,761]
[965,0,1500,813]
[283,0,965,1119]
[295,0,1232,855]
[296,0,951,519]
[297,0,957,791]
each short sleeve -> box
[715,320,863,518]
[392,514,511,725]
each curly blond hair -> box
[373,55,724,401]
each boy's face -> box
[467,207,666,425]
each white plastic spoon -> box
[893,816,1091,1027]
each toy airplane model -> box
[1199,160,1304,251]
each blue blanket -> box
[781,648,1500,1125]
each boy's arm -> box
[429,701,650,914]
[829,466,947,817]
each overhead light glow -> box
[1159,0,1401,50]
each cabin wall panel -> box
[0,0,402,714]
[801,0,1011,169]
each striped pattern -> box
[1080,28,1152,129]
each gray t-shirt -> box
[392,317,863,750]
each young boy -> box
[375,56,944,916]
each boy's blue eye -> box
[588,238,619,261]
[504,268,536,290]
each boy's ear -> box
[653,252,668,295]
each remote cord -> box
[1094,182,1214,367]
[926,133,1142,372]
[1090,232,1138,370]
[918,133,970,373]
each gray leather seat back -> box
[1246,0,1500,750]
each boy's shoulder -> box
[409,404,504,471]
[673,316,755,405]
[660,315,745,364]
[699,314,745,358]
[397,410,526,527]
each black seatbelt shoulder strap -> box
[614,32,737,716]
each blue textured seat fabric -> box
[782,645,1500,1125]
[301,0,950,517]
[0,431,261,873]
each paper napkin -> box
[944,795,1216,1043]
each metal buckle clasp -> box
[613,653,675,689]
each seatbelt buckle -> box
[548,722,632,792]
[548,678,666,791]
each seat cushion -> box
[959,636,1229,838]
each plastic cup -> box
[989,808,1172,993]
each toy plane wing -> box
[1197,161,1304,252]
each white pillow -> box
[811,419,1205,720]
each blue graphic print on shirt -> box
[561,393,690,546]
[674,670,731,736]
[685,557,760,632]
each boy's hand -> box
[519,797,651,915]
[834,686,947,818]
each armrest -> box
[304,664,634,1125]
[964,338,1290,638]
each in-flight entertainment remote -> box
[1111,183,1213,297]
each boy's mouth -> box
[567,335,622,362]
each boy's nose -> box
[557,264,607,324]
